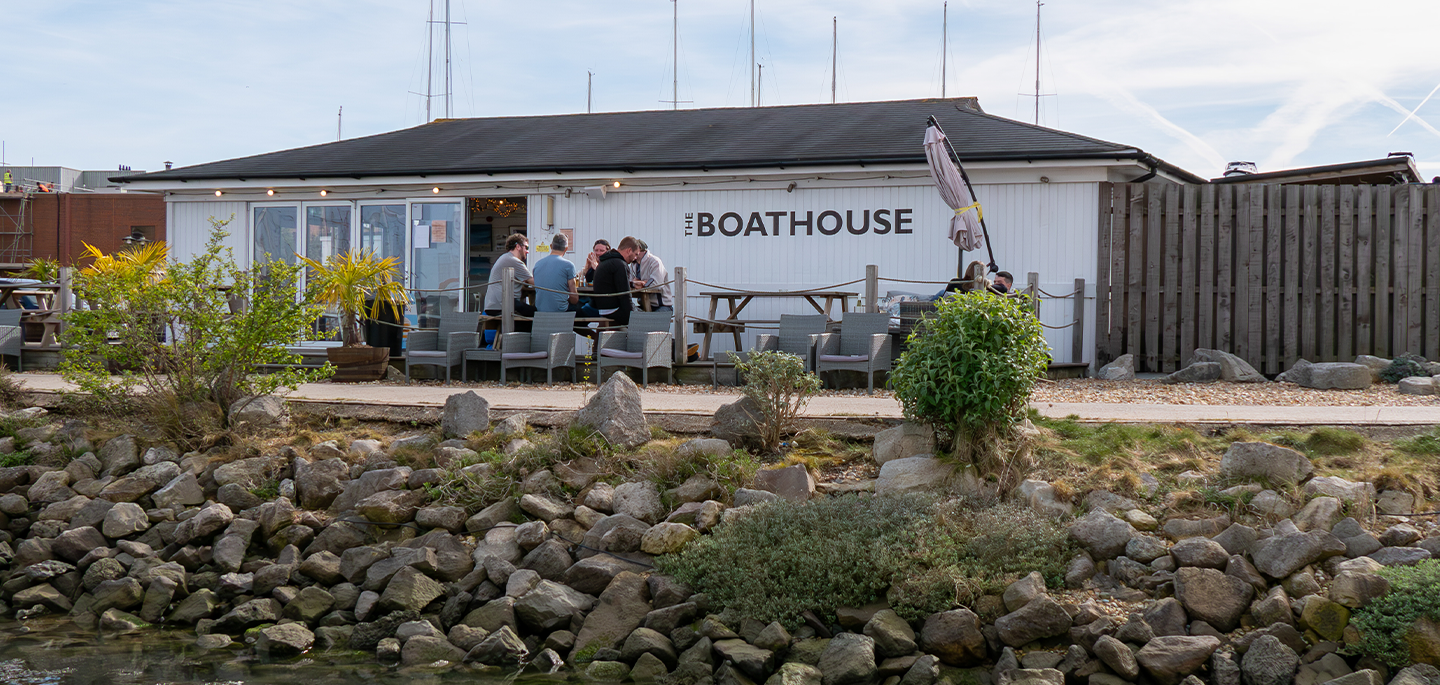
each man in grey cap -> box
[630,239,673,311]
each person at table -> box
[590,236,638,326]
[632,239,673,312]
[991,271,1013,294]
[534,233,600,317]
[483,233,536,331]
[582,239,610,284]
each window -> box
[253,206,298,265]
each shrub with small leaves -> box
[890,291,1048,466]
[1381,353,1428,384]
[1350,559,1440,667]
[733,350,822,453]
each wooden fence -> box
[1095,182,1440,375]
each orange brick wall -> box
[24,194,166,265]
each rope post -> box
[1026,272,1039,300]
[501,267,514,337]
[865,264,878,313]
[673,266,687,364]
[1072,278,1085,365]
[58,267,72,340]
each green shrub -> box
[733,350,822,454]
[655,495,1076,627]
[1350,559,1440,667]
[1394,428,1440,456]
[1381,354,1427,384]
[61,217,332,447]
[890,292,1048,468]
[0,450,33,468]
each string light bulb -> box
[613,181,621,188]
[432,187,441,194]
[214,190,222,196]
[319,189,328,197]
[266,189,274,196]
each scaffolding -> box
[0,189,34,269]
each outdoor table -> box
[697,290,857,361]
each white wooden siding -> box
[168,201,250,265]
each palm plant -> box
[21,258,60,283]
[298,250,407,347]
[80,241,168,282]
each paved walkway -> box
[12,373,1440,425]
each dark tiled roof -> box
[120,98,1177,182]
[1210,156,1423,185]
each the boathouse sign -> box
[683,208,915,238]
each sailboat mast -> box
[942,2,947,98]
[1034,1,1042,125]
[445,0,452,118]
[750,0,756,107]
[831,17,837,104]
[758,63,763,106]
[425,0,433,122]
[587,71,593,113]
[673,0,679,110]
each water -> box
[0,617,561,685]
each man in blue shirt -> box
[533,234,598,316]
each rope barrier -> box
[1036,287,1081,300]
[682,313,780,330]
[684,278,865,293]
[408,279,673,298]
[1039,321,1077,330]
[876,277,953,286]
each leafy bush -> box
[1350,559,1440,667]
[891,292,1049,468]
[733,350,821,453]
[656,495,1076,627]
[60,218,332,447]
[1381,354,1428,384]
[0,364,22,409]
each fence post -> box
[1027,272,1039,300]
[501,267,514,337]
[673,266,687,363]
[865,264,878,313]
[1072,278,1085,366]
[58,267,72,341]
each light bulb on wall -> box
[266,189,275,196]
[432,187,441,194]
[214,190,222,197]
[613,181,620,188]
[319,189,328,197]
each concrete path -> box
[12,373,1440,425]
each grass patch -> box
[1394,427,1440,456]
[1350,559,1440,667]
[0,450,33,468]
[656,496,1075,628]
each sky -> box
[6,0,1440,181]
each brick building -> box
[0,165,165,268]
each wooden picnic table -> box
[696,289,857,361]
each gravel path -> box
[1031,378,1438,406]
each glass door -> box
[302,204,353,338]
[253,204,298,266]
[411,201,464,328]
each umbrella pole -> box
[927,116,998,274]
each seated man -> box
[483,233,536,331]
[533,233,599,317]
[589,236,638,326]
[991,271,1014,294]
[631,239,673,311]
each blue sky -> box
[6,0,1440,180]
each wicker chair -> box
[814,312,892,393]
[0,309,21,371]
[596,311,673,387]
[753,314,828,371]
[500,312,577,384]
[404,311,481,383]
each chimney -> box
[164,161,173,170]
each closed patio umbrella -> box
[924,116,996,273]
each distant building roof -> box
[116,97,1204,184]
[1211,156,1423,185]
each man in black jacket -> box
[590,236,637,326]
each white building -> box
[115,97,1200,366]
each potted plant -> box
[299,250,407,382]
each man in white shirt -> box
[483,233,535,330]
[631,239,673,311]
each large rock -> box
[403,635,466,665]
[1162,361,1221,384]
[574,373,649,449]
[715,638,777,681]
[295,458,350,510]
[1018,480,1074,518]
[1069,510,1136,560]
[1251,531,1338,579]
[570,571,650,662]
[51,526,107,562]
[98,435,141,477]
[995,594,1072,647]
[1174,567,1254,631]
[755,464,816,501]
[711,396,763,448]
[1135,636,1222,685]
[230,395,289,429]
[1240,635,1298,685]
[151,473,205,509]
[329,466,411,512]
[1093,635,1140,680]
[1288,362,1372,389]
[864,609,917,659]
[612,481,666,524]
[875,457,955,495]
[1220,443,1313,485]
[517,580,596,634]
[1097,354,1135,381]
[1187,349,1267,383]
[98,461,181,502]
[256,622,314,656]
[818,633,877,685]
[442,391,490,438]
[356,489,427,524]
[871,423,936,465]
[466,625,530,664]
[102,502,151,538]
[213,456,283,489]
[378,566,445,613]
